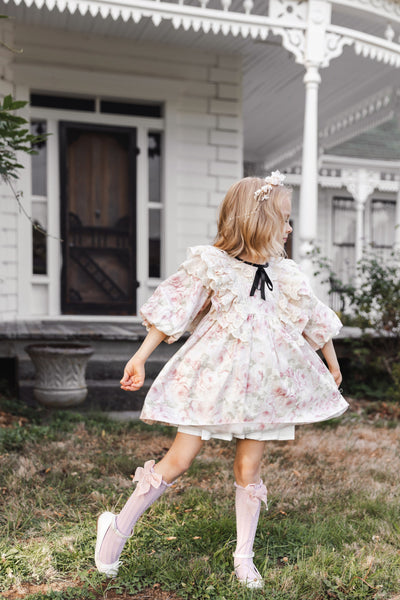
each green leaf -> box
[0,94,49,179]
[8,100,28,111]
[0,114,28,125]
[2,94,13,110]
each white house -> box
[1,0,400,322]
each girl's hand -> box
[120,356,145,391]
[320,340,342,388]
[329,367,342,387]
[119,326,166,392]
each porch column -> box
[354,199,366,266]
[298,62,321,277]
[343,169,377,286]
[395,185,400,250]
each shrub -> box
[311,248,400,400]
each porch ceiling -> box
[1,0,398,167]
[247,43,397,167]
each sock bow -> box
[133,460,163,496]
[235,481,268,516]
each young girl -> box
[95,172,348,588]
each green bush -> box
[311,248,400,400]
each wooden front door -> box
[60,122,137,315]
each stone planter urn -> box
[25,343,94,408]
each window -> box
[371,199,396,249]
[100,100,162,118]
[148,132,162,278]
[31,94,162,117]
[31,94,95,112]
[31,120,48,275]
[332,196,356,283]
[331,197,356,311]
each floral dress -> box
[139,245,349,441]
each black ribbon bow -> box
[235,257,273,300]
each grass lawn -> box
[0,393,399,600]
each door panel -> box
[60,122,137,315]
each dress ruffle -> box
[184,246,250,341]
[275,258,342,350]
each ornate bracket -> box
[269,0,353,67]
[341,168,381,204]
[269,0,306,64]
[322,32,353,67]
[269,0,400,69]
[271,26,306,64]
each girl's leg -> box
[96,432,203,575]
[233,438,265,487]
[233,439,267,589]
[153,432,204,482]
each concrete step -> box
[18,354,169,381]
[19,378,153,412]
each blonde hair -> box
[214,176,292,262]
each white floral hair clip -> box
[227,170,286,223]
[254,170,286,203]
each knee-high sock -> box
[99,460,170,564]
[233,480,268,580]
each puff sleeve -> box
[140,250,211,344]
[302,294,342,350]
[277,259,342,350]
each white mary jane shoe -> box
[95,511,130,578]
[233,552,264,589]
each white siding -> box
[0,21,18,321]
[175,54,242,261]
[0,189,19,321]
[0,21,14,94]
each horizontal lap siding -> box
[0,21,18,320]
[0,189,18,320]
[177,54,243,259]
